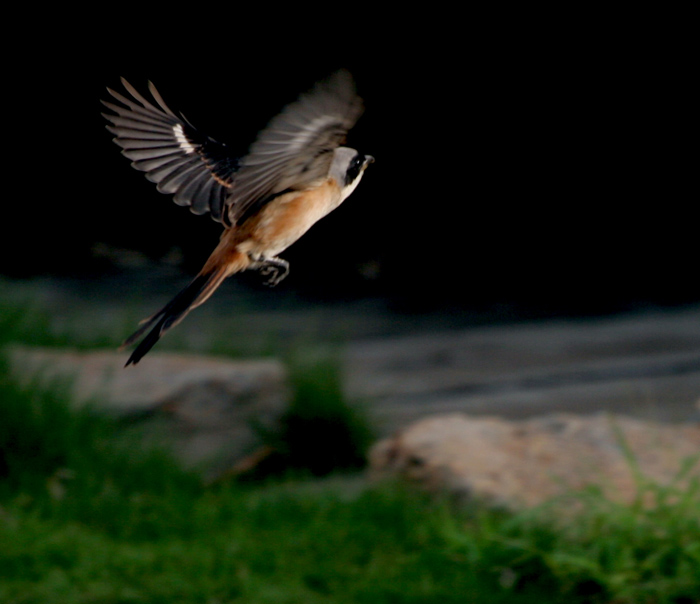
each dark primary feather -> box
[102,79,239,222]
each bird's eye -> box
[344,155,365,186]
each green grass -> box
[1,299,699,603]
[248,355,375,479]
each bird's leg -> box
[251,256,290,286]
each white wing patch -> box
[173,123,196,155]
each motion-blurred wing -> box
[102,79,238,223]
[228,70,364,225]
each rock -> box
[368,413,700,508]
[6,346,290,479]
[344,308,700,432]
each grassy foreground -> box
[1,299,699,603]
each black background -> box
[5,9,696,319]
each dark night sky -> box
[7,11,697,317]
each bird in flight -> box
[102,71,373,366]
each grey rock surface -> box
[344,307,700,433]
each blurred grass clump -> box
[1,298,699,603]
[247,357,375,480]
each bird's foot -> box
[257,257,290,287]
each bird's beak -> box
[364,155,375,167]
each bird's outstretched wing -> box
[102,79,239,223]
[228,70,364,225]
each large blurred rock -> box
[7,346,290,479]
[369,413,700,508]
[344,307,700,433]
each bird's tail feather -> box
[121,265,231,366]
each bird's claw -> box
[258,258,289,287]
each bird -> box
[101,70,373,366]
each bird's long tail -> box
[121,250,248,366]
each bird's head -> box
[332,147,374,201]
